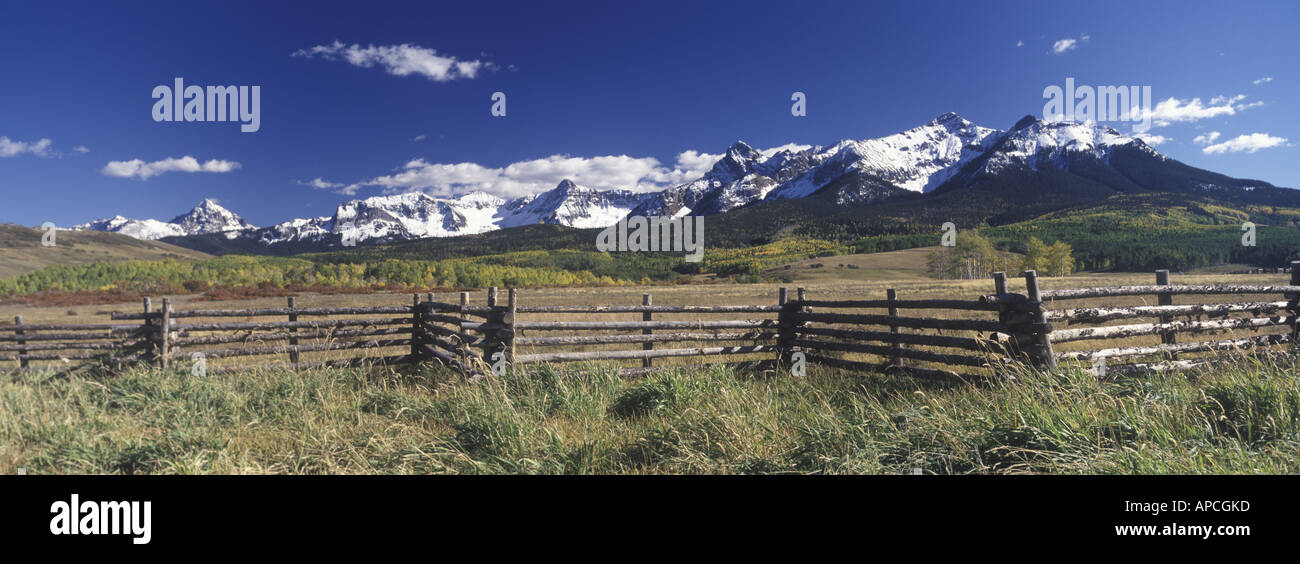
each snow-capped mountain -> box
[76,199,256,240]
[499,180,652,229]
[75,112,1285,253]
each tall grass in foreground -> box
[2,352,1298,474]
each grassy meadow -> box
[3,350,1298,474]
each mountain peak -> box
[928,112,967,125]
[169,197,255,234]
[554,179,580,191]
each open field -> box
[3,352,1298,474]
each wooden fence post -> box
[1156,270,1176,352]
[777,287,795,366]
[411,293,422,360]
[505,288,517,367]
[1023,271,1057,369]
[159,298,171,369]
[642,293,653,369]
[142,297,153,364]
[1290,262,1300,349]
[887,288,901,368]
[14,316,27,370]
[287,296,300,366]
[488,286,498,308]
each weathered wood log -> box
[190,338,413,359]
[0,341,135,352]
[207,353,415,374]
[168,317,410,332]
[418,322,483,345]
[111,305,414,320]
[1040,284,1300,301]
[501,319,779,331]
[513,304,783,313]
[979,293,1028,306]
[792,312,1003,332]
[1059,333,1291,362]
[0,323,146,332]
[1023,271,1057,369]
[0,332,122,342]
[514,344,776,364]
[1045,301,1290,324]
[1050,315,1296,343]
[170,327,413,346]
[1096,360,1206,378]
[791,338,991,367]
[0,351,116,362]
[795,298,999,311]
[514,331,779,346]
[794,326,1002,352]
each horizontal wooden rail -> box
[1045,301,1290,324]
[0,341,135,352]
[796,299,999,311]
[515,331,778,347]
[0,332,121,342]
[111,306,413,320]
[170,327,412,347]
[208,353,415,374]
[168,317,410,332]
[791,338,991,367]
[1050,315,1295,343]
[515,304,783,313]
[488,319,779,331]
[1059,333,1291,362]
[793,312,1003,332]
[1040,284,1300,301]
[795,326,999,352]
[185,338,412,360]
[0,323,145,332]
[514,344,776,364]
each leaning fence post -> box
[1289,262,1300,349]
[991,271,1013,360]
[1155,270,1176,353]
[642,293,653,369]
[14,315,27,370]
[1023,271,1056,369]
[287,296,300,366]
[159,298,171,369]
[887,288,901,368]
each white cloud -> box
[1016,40,1024,48]
[318,147,736,199]
[1051,39,1077,54]
[1193,131,1222,145]
[0,136,53,157]
[1142,95,1259,126]
[73,145,90,153]
[101,156,241,180]
[1201,133,1288,155]
[1253,76,1273,85]
[292,41,490,82]
[412,134,426,142]
[1134,133,1170,145]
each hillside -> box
[0,224,211,279]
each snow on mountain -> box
[630,141,826,217]
[498,180,652,229]
[976,116,1147,175]
[75,199,255,240]
[767,112,1000,200]
[74,215,187,240]
[169,198,257,235]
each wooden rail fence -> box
[3,261,1298,379]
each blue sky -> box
[1,0,1296,227]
